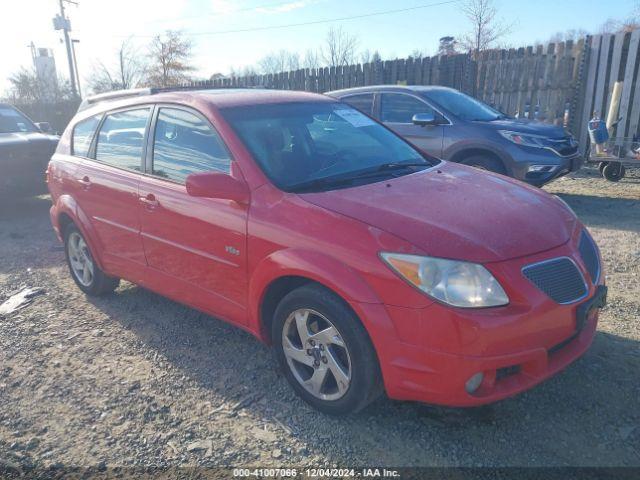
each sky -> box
[1,0,637,95]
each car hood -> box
[300,163,576,263]
[483,118,568,138]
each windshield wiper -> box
[374,161,431,171]
[288,161,430,193]
[287,175,358,193]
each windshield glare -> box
[425,89,504,122]
[0,106,37,133]
[221,102,430,192]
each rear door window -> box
[151,107,231,184]
[380,93,435,124]
[95,108,150,171]
[342,94,374,116]
[72,115,101,157]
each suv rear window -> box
[72,115,101,157]
[95,108,150,171]
[342,94,374,116]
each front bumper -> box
[382,288,603,407]
[359,233,605,407]
[510,150,583,187]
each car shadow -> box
[0,195,63,274]
[555,192,640,233]
[86,283,640,467]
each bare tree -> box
[258,50,300,74]
[547,29,589,43]
[359,49,382,64]
[4,67,73,103]
[302,49,321,69]
[321,26,359,67]
[460,0,511,58]
[88,39,145,94]
[598,17,639,34]
[144,30,194,87]
[228,65,259,78]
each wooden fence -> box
[199,40,588,135]
[577,31,640,151]
[13,32,640,150]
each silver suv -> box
[327,86,581,186]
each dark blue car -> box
[327,86,582,186]
[0,103,59,198]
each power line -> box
[116,0,459,38]
[145,0,319,24]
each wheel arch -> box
[449,147,506,168]
[249,249,382,344]
[53,194,106,270]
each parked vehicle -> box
[0,103,59,199]
[48,87,606,414]
[327,86,582,186]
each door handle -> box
[139,193,159,209]
[78,176,91,189]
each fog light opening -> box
[527,165,557,173]
[465,372,484,394]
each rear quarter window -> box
[95,108,151,171]
[341,94,374,116]
[72,115,101,157]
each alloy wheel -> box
[67,231,95,287]
[281,308,352,401]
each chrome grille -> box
[522,257,587,304]
[579,231,600,283]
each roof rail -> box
[148,85,259,94]
[78,85,267,112]
[78,88,154,111]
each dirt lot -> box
[0,166,639,472]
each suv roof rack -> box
[77,85,262,112]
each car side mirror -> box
[35,122,53,133]
[412,112,438,126]
[186,171,249,204]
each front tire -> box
[272,284,382,415]
[64,223,119,296]
[462,155,507,175]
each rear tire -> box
[63,223,119,296]
[272,284,383,415]
[461,155,507,175]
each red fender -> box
[51,194,106,271]
[247,248,383,340]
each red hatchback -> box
[47,87,606,414]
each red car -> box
[47,87,606,414]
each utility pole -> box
[53,0,79,98]
[71,39,82,98]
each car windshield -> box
[221,102,434,192]
[424,89,506,122]
[0,106,37,133]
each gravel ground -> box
[0,166,638,472]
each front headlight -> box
[498,130,554,148]
[380,253,509,308]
